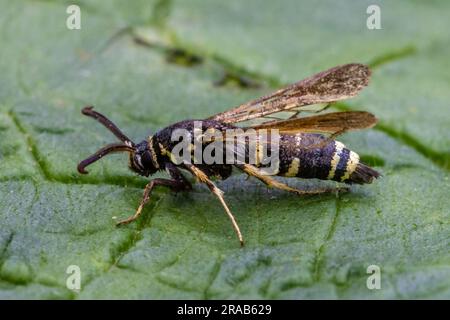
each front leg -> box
[116,163,191,226]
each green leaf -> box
[0,0,449,299]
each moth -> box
[77,63,379,246]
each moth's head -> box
[77,106,157,177]
[128,139,158,177]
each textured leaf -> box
[0,0,449,299]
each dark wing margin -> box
[250,111,378,136]
[208,63,371,124]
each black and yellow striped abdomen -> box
[273,133,379,184]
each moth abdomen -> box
[277,134,379,185]
[346,162,380,184]
[326,140,380,184]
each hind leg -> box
[237,164,348,195]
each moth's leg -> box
[237,164,348,195]
[183,163,244,246]
[116,164,191,226]
[116,178,189,226]
[165,162,193,191]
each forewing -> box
[209,63,371,124]
[251,111,378,136]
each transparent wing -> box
[208,63,371,125]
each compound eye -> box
[140,151,154,169]
[133,154,145,171]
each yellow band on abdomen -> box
[284,157,300,177]
[340,151,360,182]
[327,141,345,180]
